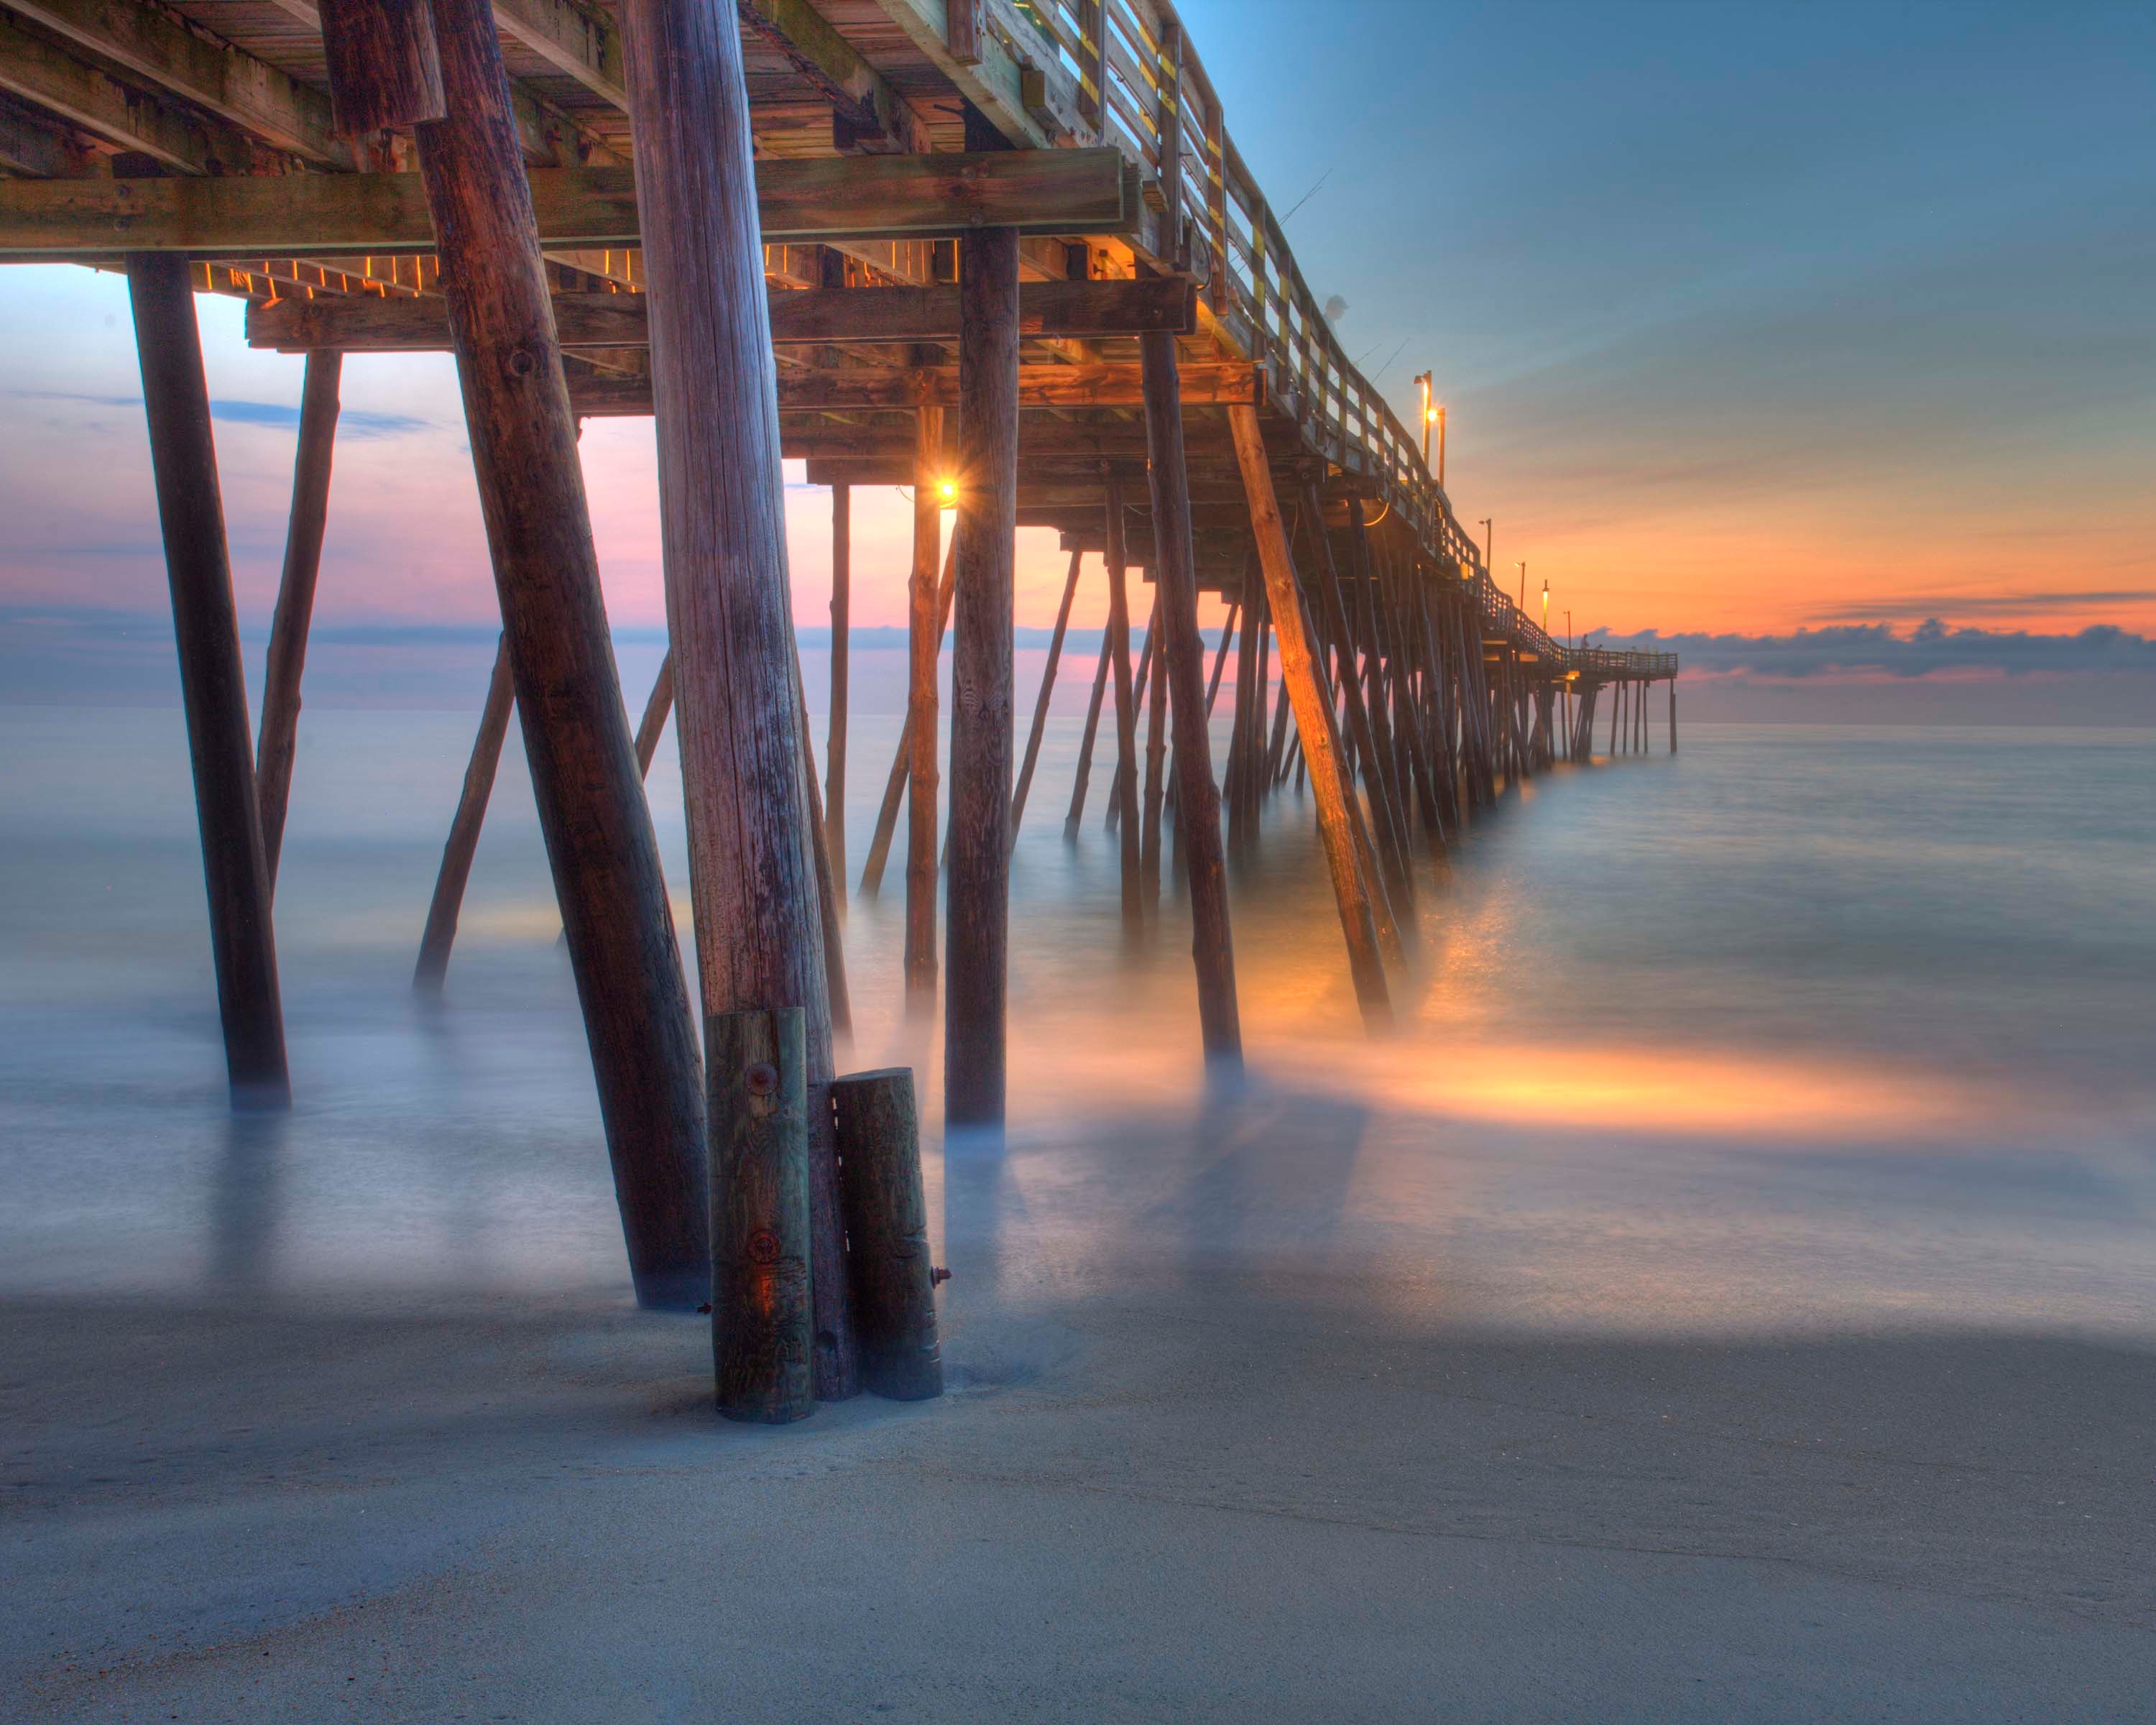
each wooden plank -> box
[0,94,75,176]
[0,12,241,174]
[494,0,626,107]
[0,150,1135,257]
[6,0,348,164]
[566,359,1259,416]
[741,0,926,154]
[247,275,1199,350]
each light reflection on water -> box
[1,707,2150,1339]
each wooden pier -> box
[0,0,1677,1339]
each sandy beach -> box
[9,1079,2153,1722]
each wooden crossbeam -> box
[0,11,245,173]
[0,150,1135,257]
[568,360,1261,416]
[244,276,1197,349]
[740,0,926,153]
[6,0,347,166]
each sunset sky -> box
[1,0,2150,718]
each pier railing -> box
[985,0,1672,684]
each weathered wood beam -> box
[0,90,76,175]
[566,359,1259,416]
[7,0,348,165]
[0,12,244,173]
[740,0,926,154]
[0,150,1135,257]
[247,275,1198,350]
[496,0,626,107]
[255,0,619,164]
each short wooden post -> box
[414,635,514,992]
[946,224,1020,1128]
[1227,405,1390,1025]
[1010,546,1081,847]
[832,1067,944,1401]
[407,0,709,1310]
[1105,477,1143,929]
[255,349,342,891]
[1063,623,1113,840]
[826,483,849,882]
[127,250,290,1109]
[905,407,945,1009]
[708,1008,814,1425]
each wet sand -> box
[9,1094,2152,1723]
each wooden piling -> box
[254,348,341,891]
[831,1067,944,1401]
[826,483,849,883]
[1140,591,1169,908]
[127,249,290,1109]
[859,533,954,896]
[1140,313,1243,1062]
[1063,622,1113,841]
[708,1007,814,1425]
[1105,594,1156,834]
[945,223,1020,1128]
[1105,476,1143,929]
[1010,547,1080,847]
[1229,406,1389,1025]
[793,667,852,1040]
[1307,487,1414,910]
[409,0,709,1311]
[414,635,514,993]
[904,406,945,1008]
[1669,676,1678,753]
[633,651,675,775]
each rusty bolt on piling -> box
[931,1267,952,1290]
[745,1062,778,1098]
